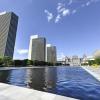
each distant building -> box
[71,55,81,66]
[87,56,94,61]
[0,12,18,58]
[57,55,82,66]
[46,44,57,64]
[65,56,71,65]
[57,59,65,65]
[81,54,88,64]
[28,35,46,61]
[61,56,70,65]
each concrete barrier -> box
[0,83,78,100]
[81,66,100,81]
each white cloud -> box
[72,9,77,14]
[44,10,53,22]
[17,49,28,55]
[58,8,66,13]
[82,0,100,7]
[44,0,100,23]
[68,0,73,5]
[86,1,91,6]
[57,3,65,12]
[55,14,61,23]
[55,3,70,23]
[62,9,70,16]
[57,3,66,13]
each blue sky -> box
[0,0,100,59]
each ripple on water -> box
[0,67,100,100]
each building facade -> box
[28,35,46,61]
[46,44,57,64]
[0,12,18,58]
[70,55,81,66]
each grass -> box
[91,64,100,68]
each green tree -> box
[95,58,100,65]
[88,60,95,66]
[0,57,4,66]
[3,56,13,67]
[14,60,23,66]
[23,59,33,66]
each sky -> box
[0,0,100,60]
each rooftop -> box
[31,35,39,39]
[0,11,7,15]
[46,44,52,47]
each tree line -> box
[82,58,100,66]
[0,56,61,67]
[88,58,100,66]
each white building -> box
[46,44,57,64]
[28,35,46,61]
[70,55,81,66]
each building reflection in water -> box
[7,69,27,87]
[0,70,10,83]
[27,68,46,91]
[0,67,57,93]
[44,67,57,92]
[27,67,57,92]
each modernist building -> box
[46,44,57,64]
[0,12,18,58]
[28,35,46,61]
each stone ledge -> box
[81,66,100,81]
[0,83,78,100]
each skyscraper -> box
[0,12,18,58]
[28,35,46,61]
[46,44,57,64]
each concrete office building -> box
[28,35,46,61]
[46,44,57,64]
[0,12,18,58]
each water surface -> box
[0,66,100,100]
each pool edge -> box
[0,82,78,100]
[81,66,100,81]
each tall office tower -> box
[28,35,46,61]
[0,12,18,58]
[46,44,57,64]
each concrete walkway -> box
[81,66,100,81]
[0,83,78,100]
